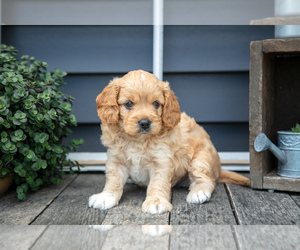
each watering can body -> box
[254,132,300,178]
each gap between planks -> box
[29,175,79,225]
[225,183,241,225]
[29,225,49,250]
[0,174,78,225]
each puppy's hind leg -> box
[186,150,220,204]
[89,162,128,210]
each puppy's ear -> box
[96,79,120,125]
[162,83,181,128]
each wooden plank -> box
[31,226,108,250]
[170,184,236,225]
[263,38,300,53]
[170,225,237,249]
[249,39,277,189]
[67,152,250,166]
[101,225,169,250]
[32,174,107,225]
[221,160,249,165]
[0,225,46,250]
[77,160,106,166]
[76,159,249,167]
[263,170,300,192]
[249,40,264,189]
[234,225,300,250]
[101,184,169,225]
[226,183,300,225]
[261,52,277,174]
[0,174,77,225]
[291,194,300,208]
[250,16,300,25]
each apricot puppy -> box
[89,70,249,214]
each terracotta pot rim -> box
[0,174,14,196]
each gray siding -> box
[2,26,153,73]
[63,72,249,123]
[2,0,274,25]
[2,25,274,152]
[2,25,273,73]
[164,26,273,72]
[64,123,249,152]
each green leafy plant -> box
[292,123,300,133]
[0,44,84,200]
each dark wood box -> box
[250,38,300,192]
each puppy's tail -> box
[217,170,250,187]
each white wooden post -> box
[275,0,300,38]
[153,0,164,80]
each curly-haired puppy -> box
[89,70,250,214]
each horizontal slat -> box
[2,0,274,25]
[2,25,274,73]
[263,170,300,192]
[164,25,274,72]
[74,160,249,166]
[63,72,249,123]
[64,122,249,152]
[250,16,300,25]
[2,0,153,25]
[263,38,300,53]
[2,26,153,73]
[65,152,250,172]
[164,73,249,122]
[74,160,106,166]
[68,152,249,166]
[221,160,249,165]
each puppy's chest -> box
[124,146,158,186]
[127,155,151,186]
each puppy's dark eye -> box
[124,101,134,109]
[153,101,160,109]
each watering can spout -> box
[254,133,287,164]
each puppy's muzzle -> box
[138,119,152,133]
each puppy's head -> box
[96,70,181,138]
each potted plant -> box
[254,123,300,178]
[0,44,83,200]
[291,123,300,133]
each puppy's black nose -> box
[138,119,152,131]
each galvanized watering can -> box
[254,132,300,178]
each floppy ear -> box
[96,79,120,125]
[162,83,181,128]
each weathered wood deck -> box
[1,225,300,250]
[1,173,300,225]
[1,173,300,249]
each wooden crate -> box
[250,38,300,192]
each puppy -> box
[89,70,250,214]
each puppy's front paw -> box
[142,198,172,214]
[88,193,118,210]
[186,190,211,204]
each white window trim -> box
[65,152,250,172]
